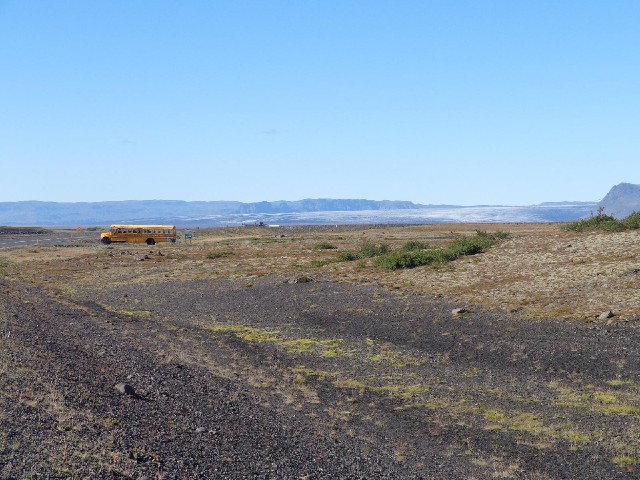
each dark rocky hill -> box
[598,183,640,218]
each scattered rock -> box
[451,308,467,315]
[598,310,614,321]
[114,383,136,396]
[293,275,313,284]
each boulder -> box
[293,275,313,284]
[598,310,614,321]
[114,383,136,396]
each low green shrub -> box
[375,249,451,269]
[375,231,510,270]
[359,242,390,258]
[564,207,640,232]
[206,251,233,259]
[313,242,338,250]
[309,259,333,268]
[333,242,390,263]
[401,240,429,251]
[336,252,360,262]
[329,231,509,268]
[565,213,624,232]
[374,252,415,270]
[622,211,640,230]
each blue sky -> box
[1,1,638,205]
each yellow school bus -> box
[100,225,176,245]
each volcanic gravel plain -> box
[1,223,640,479]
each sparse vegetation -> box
[375,231,510,270]
[329,232,510,269]
[0,259,12,277]
[205,251,233,259]
[313,242,338,250]
[401,240,429,251]
[309,259,332,268]
[358,241,391,258]
[622,211,640,229]
[565,208,640,232]
[165,253,188,260]
[612,456,637,467]
[334,242,391,263]
[335,251,360,262]
[206,324,346,357]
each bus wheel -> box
[101,237,111,245]
[146,238,155,246]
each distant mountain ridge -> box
[0,199,429,226]
[598,183,640,218]
[0,198,598,226]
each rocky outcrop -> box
[598,183,640,218]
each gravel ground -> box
[3,272,640,479]
[1,278,413,479]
